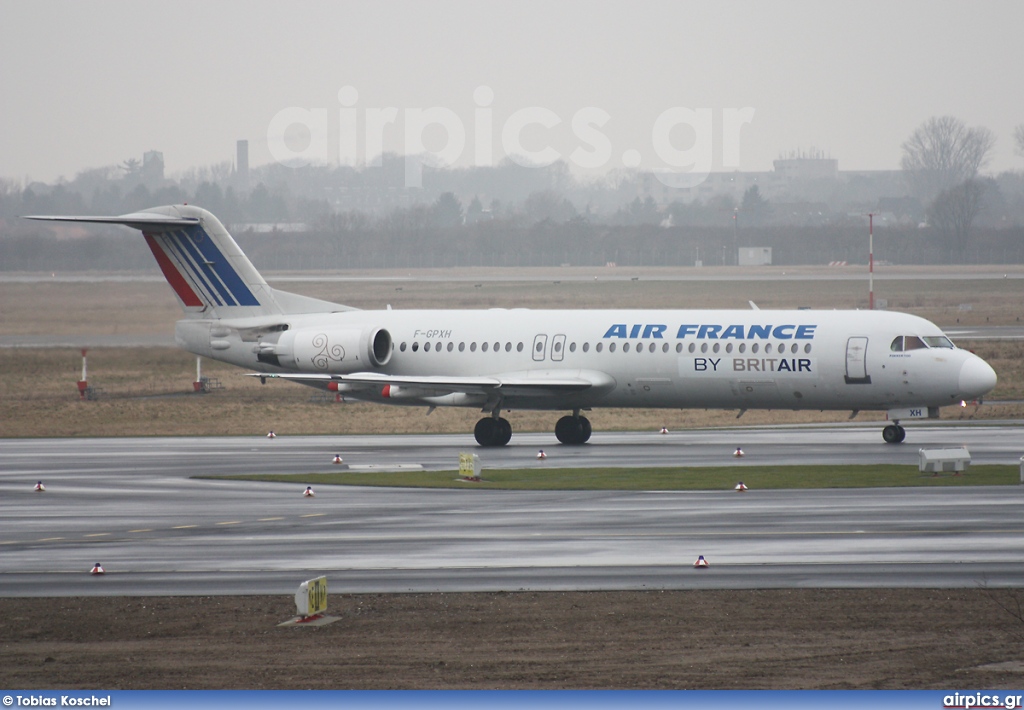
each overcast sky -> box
[2,0,1022,184]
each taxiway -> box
[1,426,1022,597]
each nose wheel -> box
[882,423,906,444]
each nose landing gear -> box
[882,423,906,444]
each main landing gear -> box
[474,415,512,447]
[555,413,591,445]
[882,422,907,444]
[472,411,593,447]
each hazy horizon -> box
[2,0,1022,185]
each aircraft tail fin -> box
[26,204,350,319]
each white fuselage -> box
[175,306,993,413]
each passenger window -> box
[688,343,696,353]
[650,343,657,353]
[725,343,733,353]
[596,343,603,352]
[765,343,773,354]
[752,343,759,354]
[676,343,683,353]
[470,342,477,352]
[804,343,812,354]
[700,343,708,354]
[623,343,631,352]
[739,343,746,354]
[609,343,617,352]
[424,342,431,352]
[459,342,465,352]
[493,342,499,352]
[712,343,720,353]
[890,336,904,352]
[400,342,407,352]
[517,342,524,352]
[435,342,441,352]
[447,342,454,352]
[505,342,512,352]
[569,343,576,353]
[412,342,420,352]
[583,343,590,352]
[482,342,489,352]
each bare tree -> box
[927,179,985,261]
[1015,123,1024,158]
[901,116,995,201]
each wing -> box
[250,369,615,398]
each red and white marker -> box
[34,481,45,492]
[536,449,547,459]
[303,486,315,498]
[733,447,745,458]
[267,430,277,439]
[659,426,669,434]
[332,455,343,464]
[693,555,709,569]
[735,482,748,492]
[90,563,105,575]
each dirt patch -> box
[2,590,1023,689]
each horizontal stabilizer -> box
[24,212,199,232]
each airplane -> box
[27,204,998,446]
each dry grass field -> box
[1,267,1022,438]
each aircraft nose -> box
[959,356,997,398]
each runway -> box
[1,425,1023,597]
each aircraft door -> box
[551,334,566,362]
[532,334,548,362]
[844,336,872,384]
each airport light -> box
[868,212,876,309]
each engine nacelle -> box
[270,326,392,373]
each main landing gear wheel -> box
[555,415,592,445]
[474,417,512,447]
[882,424,906,444]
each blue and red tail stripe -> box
[144,224,260,308]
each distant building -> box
[772,148,839,180]
[141,150,164,185]
[738,247,772,266]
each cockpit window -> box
[891,335,946,352]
